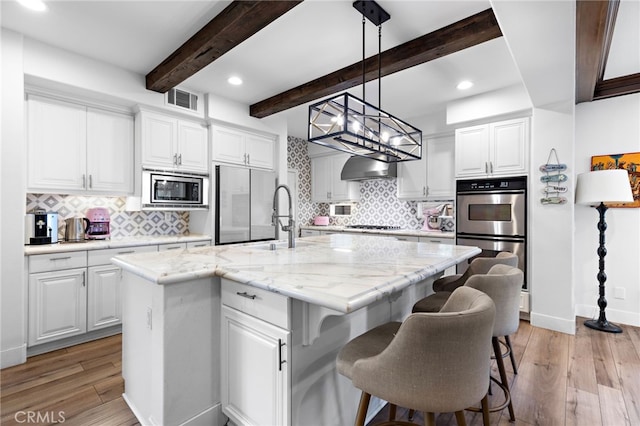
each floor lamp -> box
[575,169,634,333]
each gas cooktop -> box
[346,225,402,230]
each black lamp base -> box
[584,318,622,333]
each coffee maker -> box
[25,209,59,245]
[85,207,111,240]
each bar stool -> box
[412,264,524,422]
[336,287,496,426]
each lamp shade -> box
[575,169,634,205]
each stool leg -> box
[388,404,397,421]
[493,337,515,421]
[505,335,518,374]
[355,392,371,426]
[425,412,436,426]
[480,394,490,426]
[454,410,467,426]
[407,409,415,421]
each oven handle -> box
[457,189,526,195]
[456,233,526,242]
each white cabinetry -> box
[212,125,275,170]
[455,117,529,178]
[221,279,290,426]
[139,110,208,173]
[311,154,360,202]
[397,134,455,200]
[27,94,134,194]
[87,265,122,331]
[28,252,88,346]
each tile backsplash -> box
[26,194,189,239]
[287,136,452,230]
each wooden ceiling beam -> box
[146,0,303,93]
[594,73,640,99]
[250,8,502,119]
[575,0,619,103]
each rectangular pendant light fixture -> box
[306,0,422,163]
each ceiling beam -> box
[594,73,640,99]
[575,0,619,103]
[146,0,303,93]
[250,8,502,119]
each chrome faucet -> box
[272,184,296,248]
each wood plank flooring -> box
[1,319,639,426]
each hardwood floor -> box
[1,319,639,425]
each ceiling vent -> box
[166,88,198,112]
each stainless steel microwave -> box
[142,169,209,210]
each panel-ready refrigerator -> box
[215,165,276,245]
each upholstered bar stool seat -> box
[433,252,518,293]
[412,264,524,422]
[337,287,496,426]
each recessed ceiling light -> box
[17,0,47,12]
[227,76,243,86]
[457,80,473,90]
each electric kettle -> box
[65,217,90,242]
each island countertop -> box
[113,234,480,313]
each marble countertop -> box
[24,234,212,256]
[300,225,455,239]
[113,234,479,313]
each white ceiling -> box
[1,0,637,139]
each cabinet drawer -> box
[29,251,87,273]
[420,237,454,245]
[394,235,420,242]
[186,240,211,249]
[221,279,290,330]
[158,243,186,252]
[88,245,157,266]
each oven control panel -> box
[457,176,527,192]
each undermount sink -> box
[250,240,310,251]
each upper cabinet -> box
[139,110,208,173]
[455,117,529,178]
[311,153,360,203]
[211,125,275,170]
[27,94,134,195]
[397,134,455,201]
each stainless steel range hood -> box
[340,156,397,181]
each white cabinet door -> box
[221,305,290,426]
[426,134,455,200]
[28,268,87,346]
[245,134,274,169]
[177,120,208,172]
[87,265,122,331]
[455,125,490,178]
[141,112,177,169]
[27,95,87,192]
[87,109,134,193]
[310,156,331,202]
[212,126,247,165]
[397,154,427,200]
[490,118,528,175]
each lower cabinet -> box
[28,268,88,346]
[87,265,122,331]
[221,279,291,426]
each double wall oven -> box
[456,176,527,289]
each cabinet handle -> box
[117,250,135,255]
[430,240,442,243]
[89,174,93,189]
[278,339,286,371]
[489,161,494,174]
[49,256,72,261]
[82,271,86,287]
[164,246,181,250]
[236,291,257,300]
[178,154,182,165]
[82,174,86,189]
[246,153,250,164]
[485,162,488,174]
[173,153,178,165]
[243,153,247,164]
[191,244,207,248]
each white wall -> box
[1,29,27,367]
[575,94,640,327]
[528,107,576,333]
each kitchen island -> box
[113,234,480,426]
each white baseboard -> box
[1,343,27,368]
[575,304,640,328]
[124,393,223,426]
[530,311,576,335]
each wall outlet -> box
[613,287,626,300]
[164,212,171,221]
